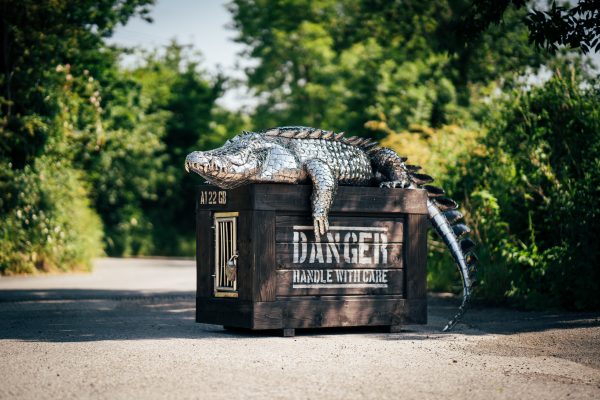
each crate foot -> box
[282,328,295,337]
[223,326,240,331]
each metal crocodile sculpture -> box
[185,126,477,331]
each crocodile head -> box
[185,132,267,189]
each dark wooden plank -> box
[196,297,417,330]
[275,215,404,243]
[197,299,284,329]
[274,294,406,301]
[405,299,427,325]
[275,269,403,296]
[196,184,254,211]
[387,299,428,327]
[196,184,428,214]
[196,210,213,300]
[404,214,428,305]
[252,184,428,214]
[196,298,254,328]
[281,297,407,328]
[253,210,277,302]
[276,243,403,270]
[253,301,283,329]
[236,211,254,301]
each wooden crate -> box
[196,184,428,336]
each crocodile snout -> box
[185,152,210,173]
[185,151,228,175]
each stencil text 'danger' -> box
[292,229,389,264]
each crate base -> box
[196,296,426,332]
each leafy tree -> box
[127,43,244,255]
[527,1,600,53]
[0,0,154,272]
[228,0,552,135]
[81,62,169,256]
[459,0,600,54]
[0,0,154,167]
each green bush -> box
[455,72,600,309]
[0,0,152,273]
[127,44,234,256]
[0,157,103,274]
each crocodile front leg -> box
[304,159,337,241]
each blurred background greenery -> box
[1,0,598,310]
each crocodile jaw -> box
[185,151,228,177]
[185,151,258,189]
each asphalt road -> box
[1,258,599,399]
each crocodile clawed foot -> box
[380,180,409,189]
[313,215,329,242]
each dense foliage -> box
[0,0,240,272]
[1,0,599,311]
[0,0,155,273]
[228,0,550,135]
[459,0,600,54]
[125,44,245,255]
[461,73,600,309]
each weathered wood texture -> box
[275,243,404,270]
[253,210,277,302]
[196,183,428,331]
[275,215,404,242]
[196,298,419,330]
[235,211,253,301]
[196,210,213,301]
[280,297,408,329]
[275,269,404,296]
[197,184,428,214]
[404,214,428,324]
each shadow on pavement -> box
[0,289,219,342]
[426,294,600,335]
[0,289,196,302]
[0,289,598,343]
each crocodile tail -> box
[404,169,477,331]
[366,146,477,330]
[426,198,476,331]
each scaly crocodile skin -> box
[185,126,477,331]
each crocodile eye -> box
[227,153,249,166]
